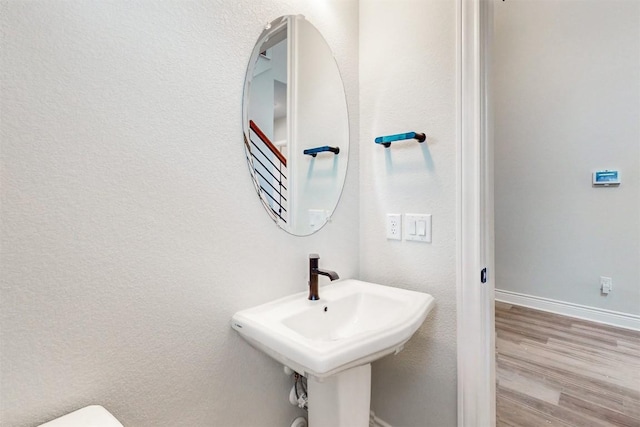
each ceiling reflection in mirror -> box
[242,15,349,236]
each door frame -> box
[456,0,495,426]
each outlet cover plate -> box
[386,214,402,240]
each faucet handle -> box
[309,253,320,260]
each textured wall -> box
[493,0,640,315]
[359,1,458,426]
[0,1,359,426]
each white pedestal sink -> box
[231,279,435,426]
[307,363,371,426]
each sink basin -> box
[231,279,435,378]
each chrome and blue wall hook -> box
[374,132,426,148]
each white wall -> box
[493,0,640,315]
[360,1,458,426]
[0,1,359,426]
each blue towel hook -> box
[375,132,426,148]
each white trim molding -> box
[457,0,495,426]
[496,289,640,332]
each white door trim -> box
[456,0,495,426]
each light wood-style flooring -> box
[496,302,640,427]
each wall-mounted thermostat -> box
[592,170,620,187]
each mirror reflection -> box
[242,15,349,236]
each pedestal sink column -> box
[307,364,371,427]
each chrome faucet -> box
[308,253,339,300]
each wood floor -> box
[495,302,640,427]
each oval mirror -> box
[242,15,349,236]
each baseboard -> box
[370,410,393,427]
[495,289,640,331]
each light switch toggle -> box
[417,220,427,236]
[405,214,432,242]
[408,219,417,235]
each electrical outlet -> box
[386,214,402,240]
[600,276,612,295]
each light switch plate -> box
[405,214,431,242]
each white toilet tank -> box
[38,405,123,427]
